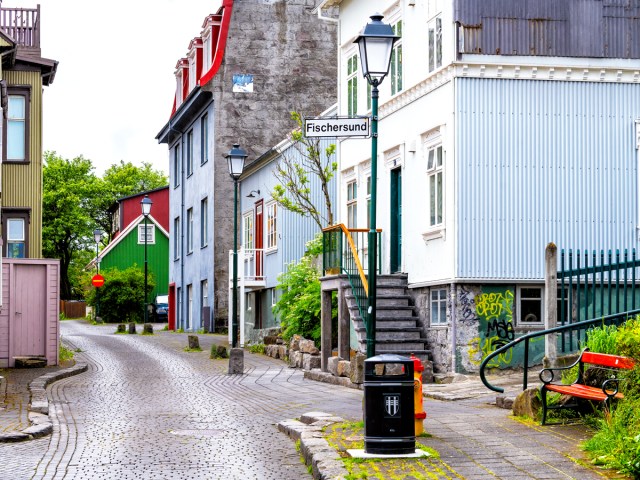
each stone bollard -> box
[116,324,126,334]
[128,322,137,334]
[143,323,154,335]
[188,335,200,350]
[228,348,244,374]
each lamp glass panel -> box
[361,37,394,77]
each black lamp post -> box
[141,195,153,323]
[93,228,103,319]
[226,143,248,349]
[355,13,399,358]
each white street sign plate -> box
[304,116,370,138]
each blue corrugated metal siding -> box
[456,78,640,279]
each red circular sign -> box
[92,274,105,287]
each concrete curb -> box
[0,362,88,443]
[278,411,349,480]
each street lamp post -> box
[93,229,103,319]
[226,143,248,349]
[355,13,399,358]
[141,195,153,324]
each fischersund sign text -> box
[304,116,370,138]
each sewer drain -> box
[171,429,224,437]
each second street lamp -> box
[226,143,248,350]
[141,195,153,324]
[355,13,399,358]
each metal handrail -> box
[479,309,640,393]
[322,223,369,293]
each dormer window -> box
[187,38,203,92]
[175,59,189,107]
[188,51,197,91]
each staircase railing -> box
[322,224,381,325]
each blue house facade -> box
[236,130,337,344]
[321,0,640,373]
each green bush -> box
[85,266,155,323]
[582,316,640,477]
[273,235,335,344]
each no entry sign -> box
[92,274,105,288]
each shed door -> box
[12,264,46,357]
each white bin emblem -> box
[384,394,400,417]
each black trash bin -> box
[363,354,415,454]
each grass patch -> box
[249,343,266,354]
[183,346,202,352]
[59,344,74,363]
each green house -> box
[97,215,169,303]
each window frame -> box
[186,207,194,254]
[173,143,181,188]
[137,223,156,245]
[200,114,209,165]
[426,143,444,228]
[243,210,254,250]
[390,20,403,95]
[346,52,358,116]
[173,216,181,260]
[346,180,358,228]
[428,14,443,73]
[2,208,30,258]
[3,86,31,164]
[200,197,208,248]
[518,286,544,325]
[265,201,277,251]
[186,130,194,177]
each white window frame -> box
[186,130,194,177]
[201,114,209,165]
[137,223,156,244]
[266,201,277,251]
[346,180,357,228]
[243,211,254,250]
[173,143,181,188]
[346,52,358,116]
[390,19,403,95]
[7,94,26,162]
[428,14,443,73]
[187,284,193,330]
[174,216,181,260]
[518,286,544,325]
[430,287,448,325]
[188,51,197,92]
[426,143,444,229]
[201,279,209,307]
[6,218,25,258]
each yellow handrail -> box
[323,224,369,296]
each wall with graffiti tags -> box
[411,284,546,374]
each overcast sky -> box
[6,0,222,175]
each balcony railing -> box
[0,5,40,49]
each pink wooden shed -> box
[0,258,60,368]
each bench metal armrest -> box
[539,368,557,385]
[602,378,621,398]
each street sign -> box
[92,274,105,288]
[304,116,370,138]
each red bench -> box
[539,348,635,425]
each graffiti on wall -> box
[468,287,515,368]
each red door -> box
[168,283,176,331]
[255,200,263,277]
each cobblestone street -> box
[0,320,362,480]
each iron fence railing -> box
[322,224,381,325]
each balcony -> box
[0,5,40,52]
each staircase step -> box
[346,294,411,307]
[355,327,423,341]
[376,274,408,287]
[365,340,427,351]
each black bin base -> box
[364,436,415,455]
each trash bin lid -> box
[364,354,413,380]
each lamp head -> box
[354,13,400,86]
[226,143,248,180]
[93,229,103,244]
[141,195,153,217]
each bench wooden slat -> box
[545,383,624,402]
[581,351,635,370]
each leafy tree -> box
[92,161,167,242]
[42,153,100,299]
[85,266,155,323]
[271,111,336,230]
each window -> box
[203,33,212,72]
[201,114,209,165]
[187,284,193,330]
[173,143,181,187]
[430,288,448,325]
[347,53,358,116]
[177,287,182,326]
[137,223,155,244]
[519,287,543,324]
[243,212,254,250]
[391,20,403,95]
[6,218,25,257]
[174,216,181,260]
[427,144,444,227]
[271,288,278,307]
[3,88,30,163]
[428,15,443,72]
[201,280,209,307]
[186,130,194,176]
[200,197,208,248]
[266,202,277,250]
[347,181,357,228]
[188,54,197,92]
[187,208,193,254]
